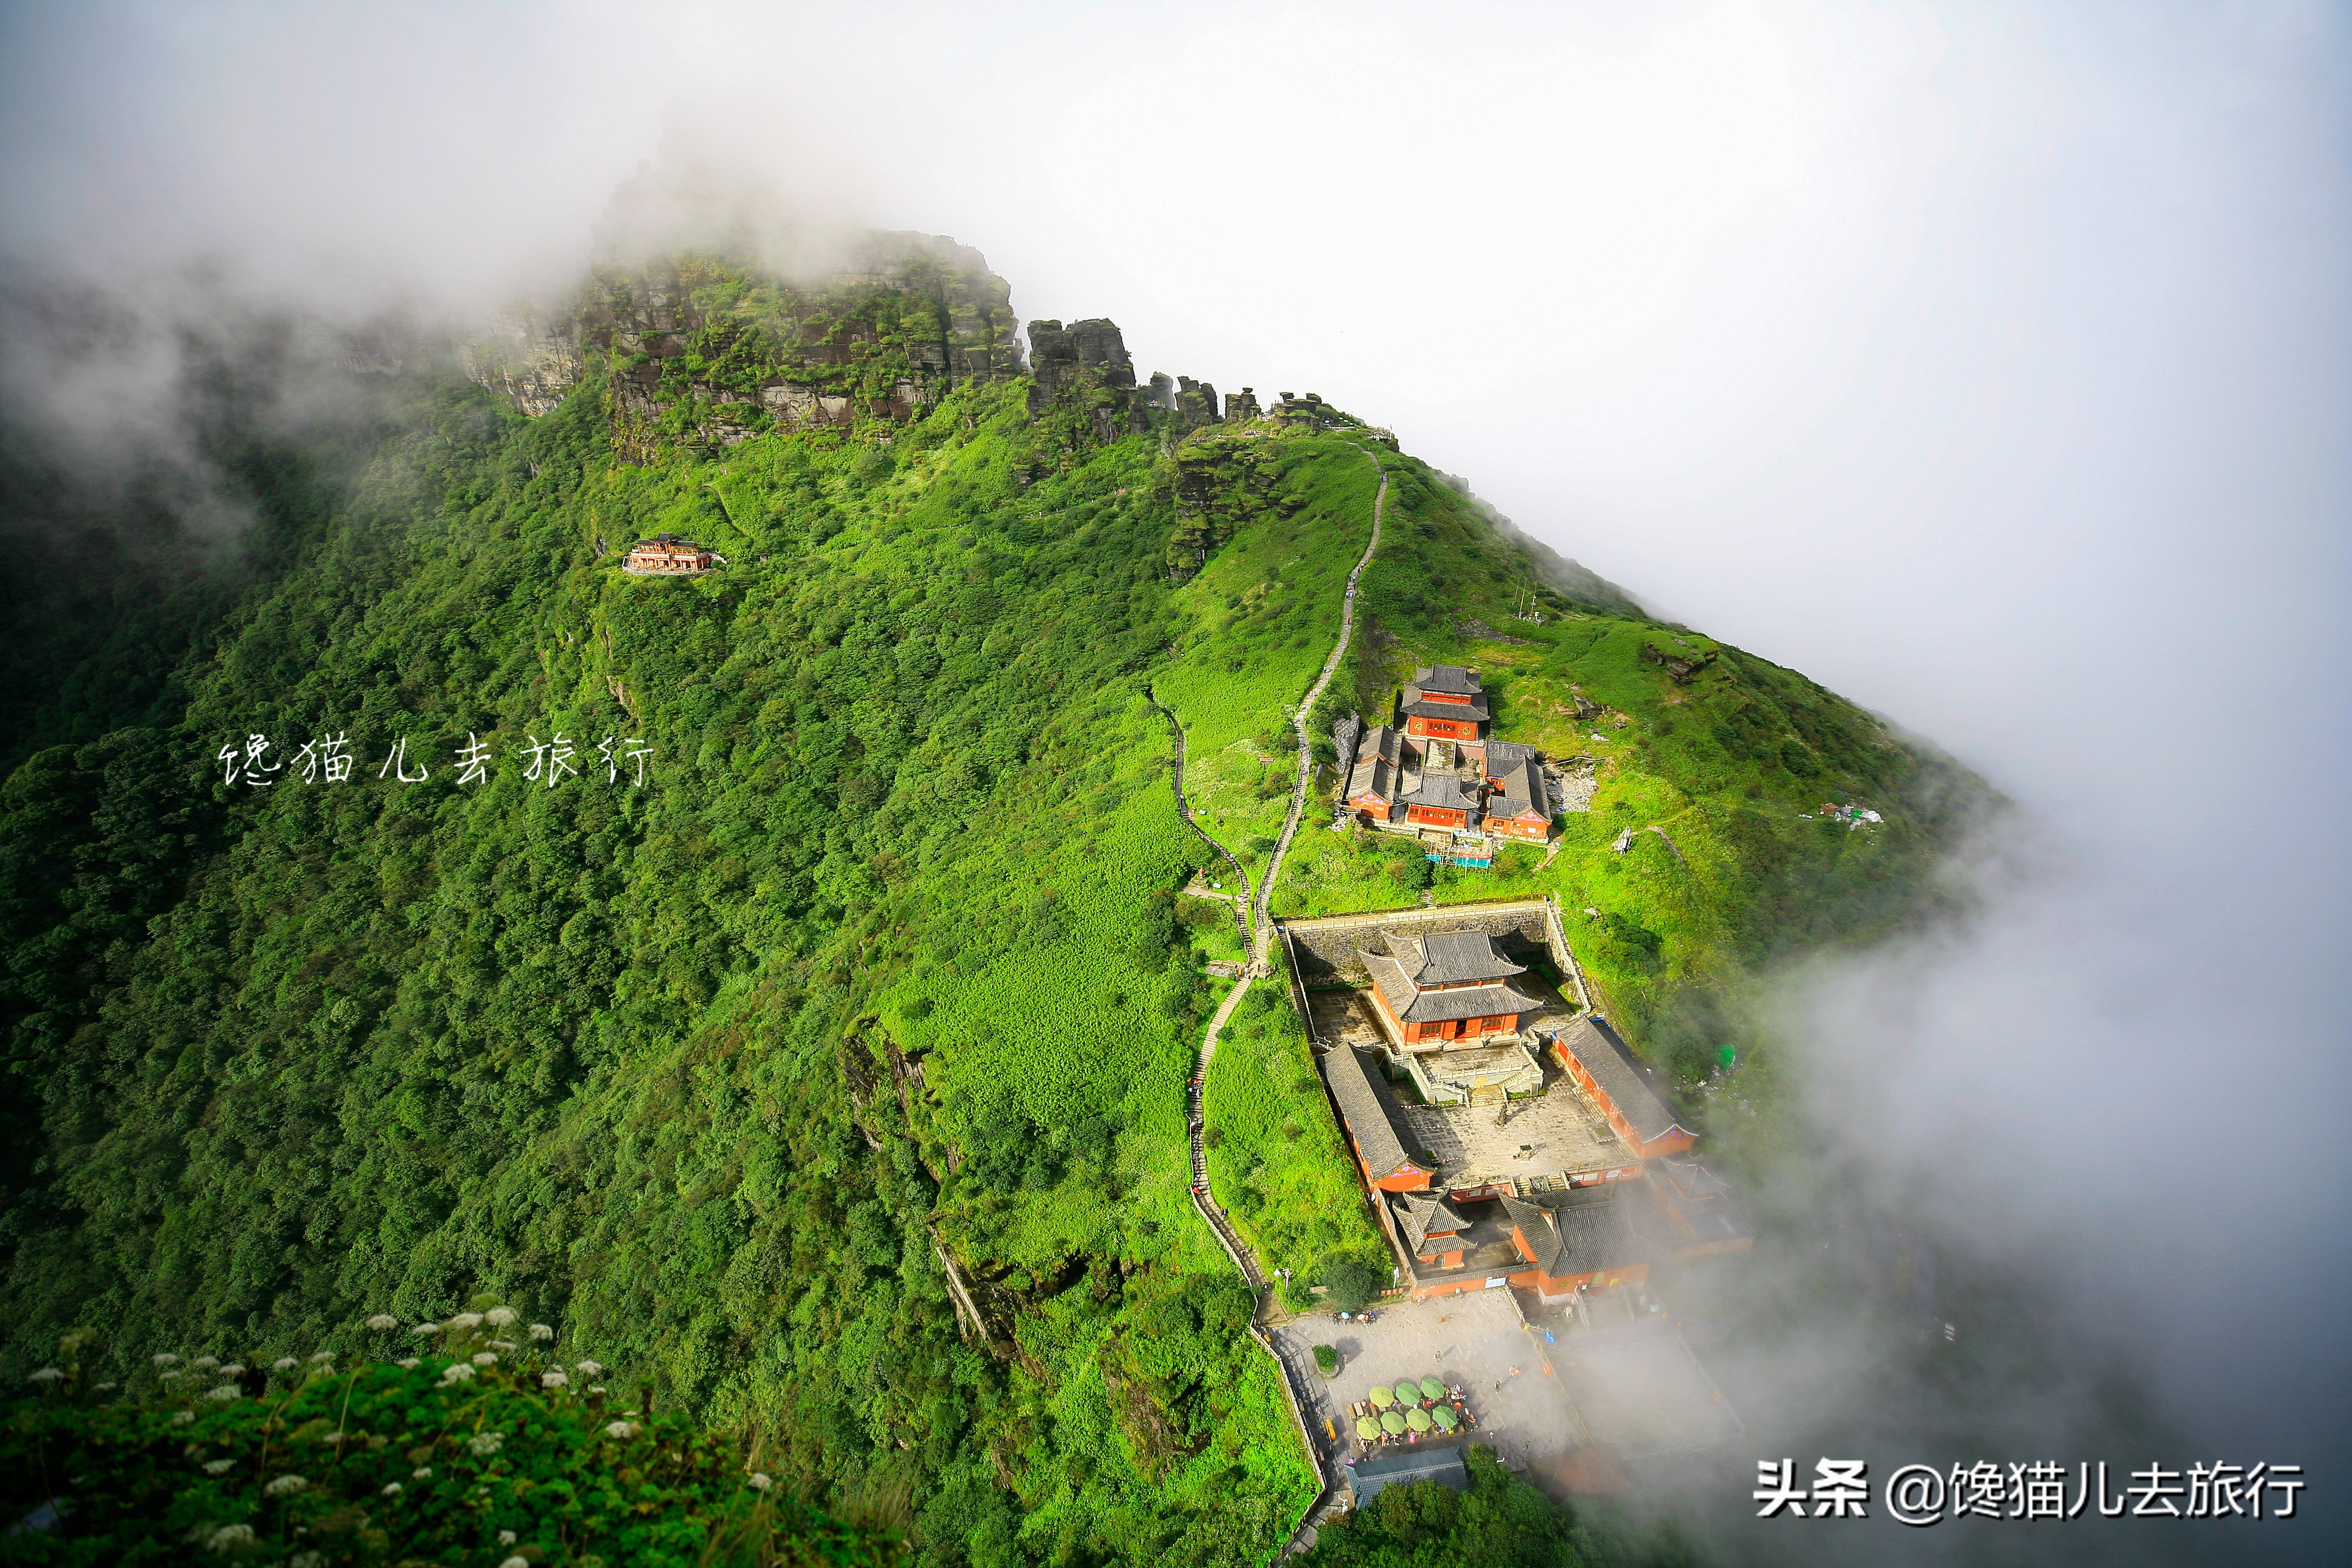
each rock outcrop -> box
[461,229,1283,469]
[1640,641,1719,684]
[458,312,585,417]
[462,233,1026,461]
[1025,317,1135,411]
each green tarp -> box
[1405,1407,1432,1432]
[1418,1377,1446,1401]
[1367,1385,1394,1408]
[1379,1410,1407,1435]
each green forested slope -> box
[0,247,1976,1565]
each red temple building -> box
[1345,724,1408,816]
[1324,1041,1435,1194]
[1364,929,1542,1048]
[1339,675,1557,855]
[1551,1016,1698,1159]
[1393,1193,1471,1272]
[1400,665,1490,761]
[1485,749,1551,843]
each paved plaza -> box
[1269,1287,1578,1472]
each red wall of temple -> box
[1408,717,1479,740]
[1405,803,1469,827]
[1369,1163,1431,1193]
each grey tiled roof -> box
[1345,725,1406,804]
[1397,773,1483,815]
[1324,1046,1418,1182]
[1347,753,1397,803]
[1402,667,1490,722]
[1349,1446,1468,1503]
[1485,740,1539,775]
[1367,952,1542,1024]
[1553,1017,1689,1144]
[1401,691,1492,722]
[1415,665,1483,696]
[1502,1185,1660,1278]
[1491,757,1547,816]
[1391,1191,1469,1254]
[1356,723,1405,768]
[1384,929,1525,986]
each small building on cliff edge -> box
[622,534,720,575]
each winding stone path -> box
[1150,690,1256,955]
[1166,442,1388,1553]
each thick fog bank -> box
[2,2,2343,1560]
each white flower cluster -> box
[192,1356,219,1371]
[449,1312,485,1332]
[604,1420,638,1439]
[485,1307,517,1327]
[272,1357,300,1373]
[366,1313,398,1332]
[205,1384,240,1402]
[541,1371,569,1389]
[308,1350,334,1365]
[748,1472,774,1492]
[290,1553,324,1568]
[573,1359,605,1378]
[471,1351,498,1367]
[438,1363,475,1387]
[205,1523,255,1551]
[201,1459,234,1476]
[500,1557,530,1568]
[529,1323,554,1342]
[396,1356,422,1370]
[152,1353,180,1367]
[467,1430,504,1457]
[263,1473,307,1496]
[413,1465,434,1479]
[27,1368,62,1385]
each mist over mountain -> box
[1,4,2344,1565]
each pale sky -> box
[4,2,2348,1555]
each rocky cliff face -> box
[459,231,1283,470]
[458,311,587,418]
[1025,317,1134,410]
[459,233,1026,460]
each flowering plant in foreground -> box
[0,1325,894,1567]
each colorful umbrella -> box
[1355,1416,1380,1440]
[1418,1377,1446,1402]
[1405,1406,1433,1432]
[1431,1405,1459,1431]
[1367,1385,1394,1408]
[1379,1410,1407,1436]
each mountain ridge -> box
[0,231,1984,1566]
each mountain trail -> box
[1174,442,1385,1553]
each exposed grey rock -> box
[458,311,584,416]
[1025,317,1136,410]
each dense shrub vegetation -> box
[0,259,1976,1564]
[2,1318,891,1565]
